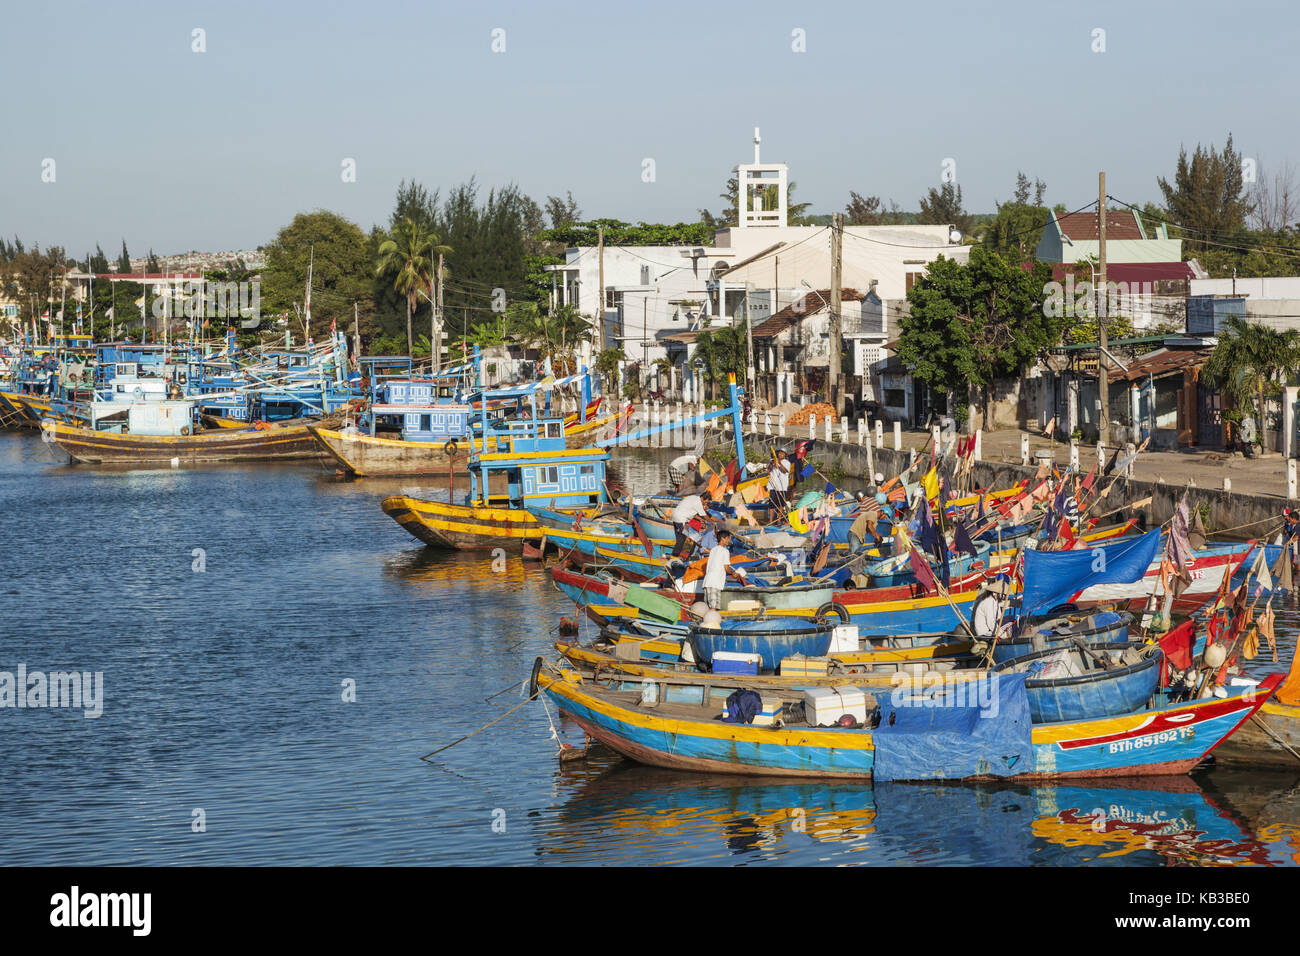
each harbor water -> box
[0,433,1297,866]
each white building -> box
[545,130,968,404]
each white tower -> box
[734,127,788,228]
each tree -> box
[846,192,883,225]
[1248,159,1299,232]
[1156,135,1252,251]
[262,210,373,343]
[117,240,132,274]
[390,179,440,233]
[693,322,749,400]
[377,217,451,356]
[516,303,593,376]
[146,249,160,273]
[918,183,974,236]
[1201,316,1300,452]
[983,174,1051,262]
[545,192,582,228]
[896,246,1059,425]
[88,244,110,274]
[594,347,626,396]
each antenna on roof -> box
[754,126,761,164]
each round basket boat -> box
[993,640,1162,724]
[689,617,833,672]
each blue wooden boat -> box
[992,610,1133,664]
[533,664,1283,780]
[993,641,1163,724]
[689,617,833,671]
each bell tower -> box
[734,127,788,228]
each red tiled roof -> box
[751,288,865,338]
[1054,210,1143,241]
[1050,261,1193,283]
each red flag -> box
[907,546,937,594]
[1158,618,1197,684]
[1081,466,1096,492]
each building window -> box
[905,272,923,292]
[884,388,906,407]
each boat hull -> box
[381,494,543,550]
[310,426,478,476]
[538,670,1282,780]
[42,419,328,464]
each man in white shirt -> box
[971,579,1009,639]
[672,491,710,557]
[703,530,747,610]
[766,451,791,517]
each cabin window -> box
[546,423,561,438]
[580,465,594,475]
[420,415,432,432]
[543,466,559,484]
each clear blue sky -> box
[5,0,1298,256]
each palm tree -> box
[652,356,674,396]
[1202,316,1300,452]
[517,304,593,376]
[376,218,451,356]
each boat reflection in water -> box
[543,746,1299,866]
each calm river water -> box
[0,433,1297,866]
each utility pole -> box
[353,301,360,362]
[829,212,844,416]
[744,284,754,395]
[596,224,606,354]
[435,252,445,374]
[1097,173,1109,448]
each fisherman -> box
[677,459,709,496]
[971,578,1010,639]
[766,450,791,516]
[672,489,711,558]
[702,529,747,610]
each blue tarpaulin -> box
[872,674,1033,781]
[1020,528,1163,615]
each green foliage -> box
[693,322,749,400]
[897,247,1059,416]
[376,216,451,355]
[261,210,373,341]
[845,192,908,226]
[1201,316,1300,451]
[918,183,974,236]
[541,219,714,247]
[116,240,132,274]
[1064,313,1136,345]
[1157,135,1252,252]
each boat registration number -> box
[1108,726,1193,754]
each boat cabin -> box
[463,383,608,510]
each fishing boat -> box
[993,641,1164,723]
[381,396,612,550]
[532,663,1283,780]
[557,634,980,686]
[39,402,341,464]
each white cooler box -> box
[829,624,859,654]
[804,686,869,727]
